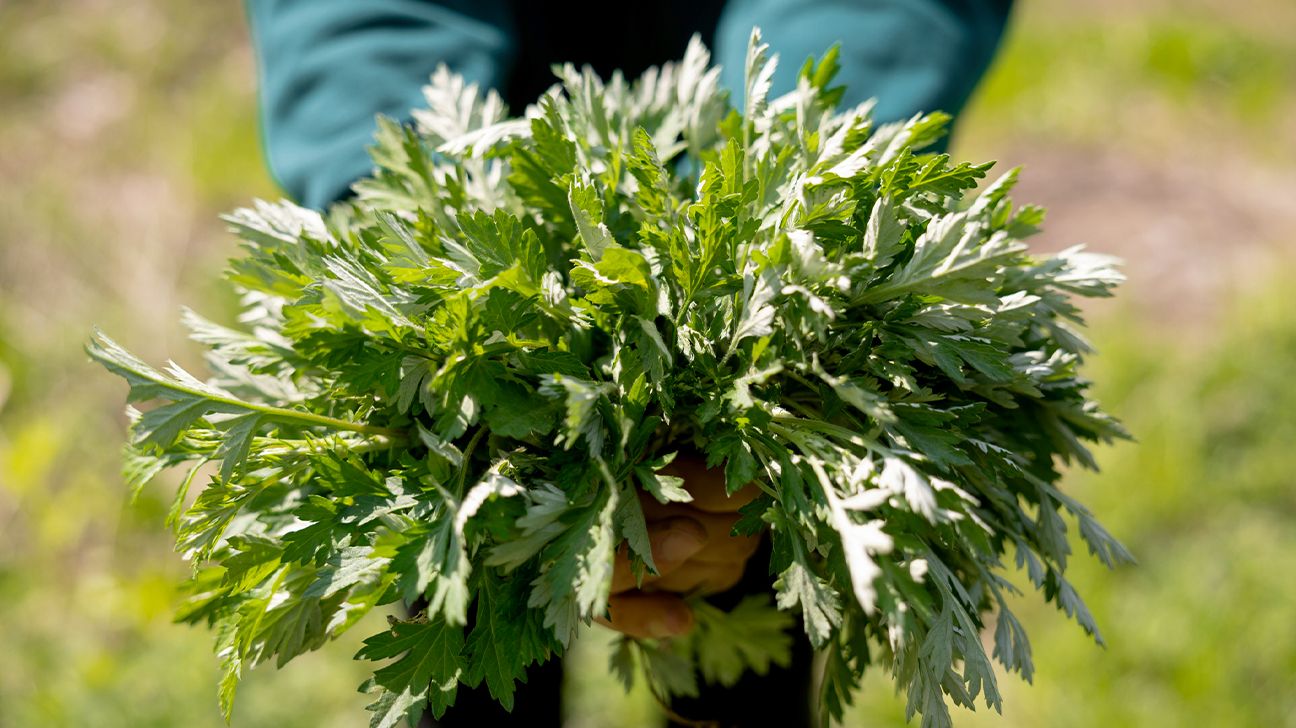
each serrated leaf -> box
[691,596,794,686]
[357,620,465,719]
[462,568,557,711]
[775,558,841,649]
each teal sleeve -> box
[244,0,515,209]
[715,0,1012,130]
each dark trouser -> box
[428,540,815,728]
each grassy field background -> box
[1,1,1293,726]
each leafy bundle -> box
[89,31,1131,728]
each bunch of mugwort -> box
[90,29,1132,728]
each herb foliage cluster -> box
[90,31,1130,728]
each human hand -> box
[598,455,763,640]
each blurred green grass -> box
[956,0,1296,166]
[2,1,1294,726]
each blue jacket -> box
[245,0,1013,209]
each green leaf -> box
[775,557,842,649]
[742,28,777,123]
[393,511,471,626]
[361,682,426,728]
[527,487,618,646]
[614,476,656,574]
[358,619,465,721]
[727,270,778,355]
[462,568,557,711]
[214,412,264,482]
[541,374,611,455]
[642,642,699,699]
[691,596,794,686]
[305,546,390,600]
[635,460,692,505]
[569,177,615,261]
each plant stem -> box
[454,426,488,497]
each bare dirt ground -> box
[999,141,1296,329]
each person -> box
[242,2,1013,725]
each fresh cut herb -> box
[90,30,1131,728]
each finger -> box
[599,591,694,639]
[649,560,746,595]
[627,509,762,573]
[681,510,763,563]
[656,456,762,513]
[610,516,707,593]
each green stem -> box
[784,369,821,392]
[256,405,405,439]
[91,334,408,440]
[454,426,488,497]
[781,397,823,421]
[259,433,403,458]
[770,415,882,454]
[172,378,404,439]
